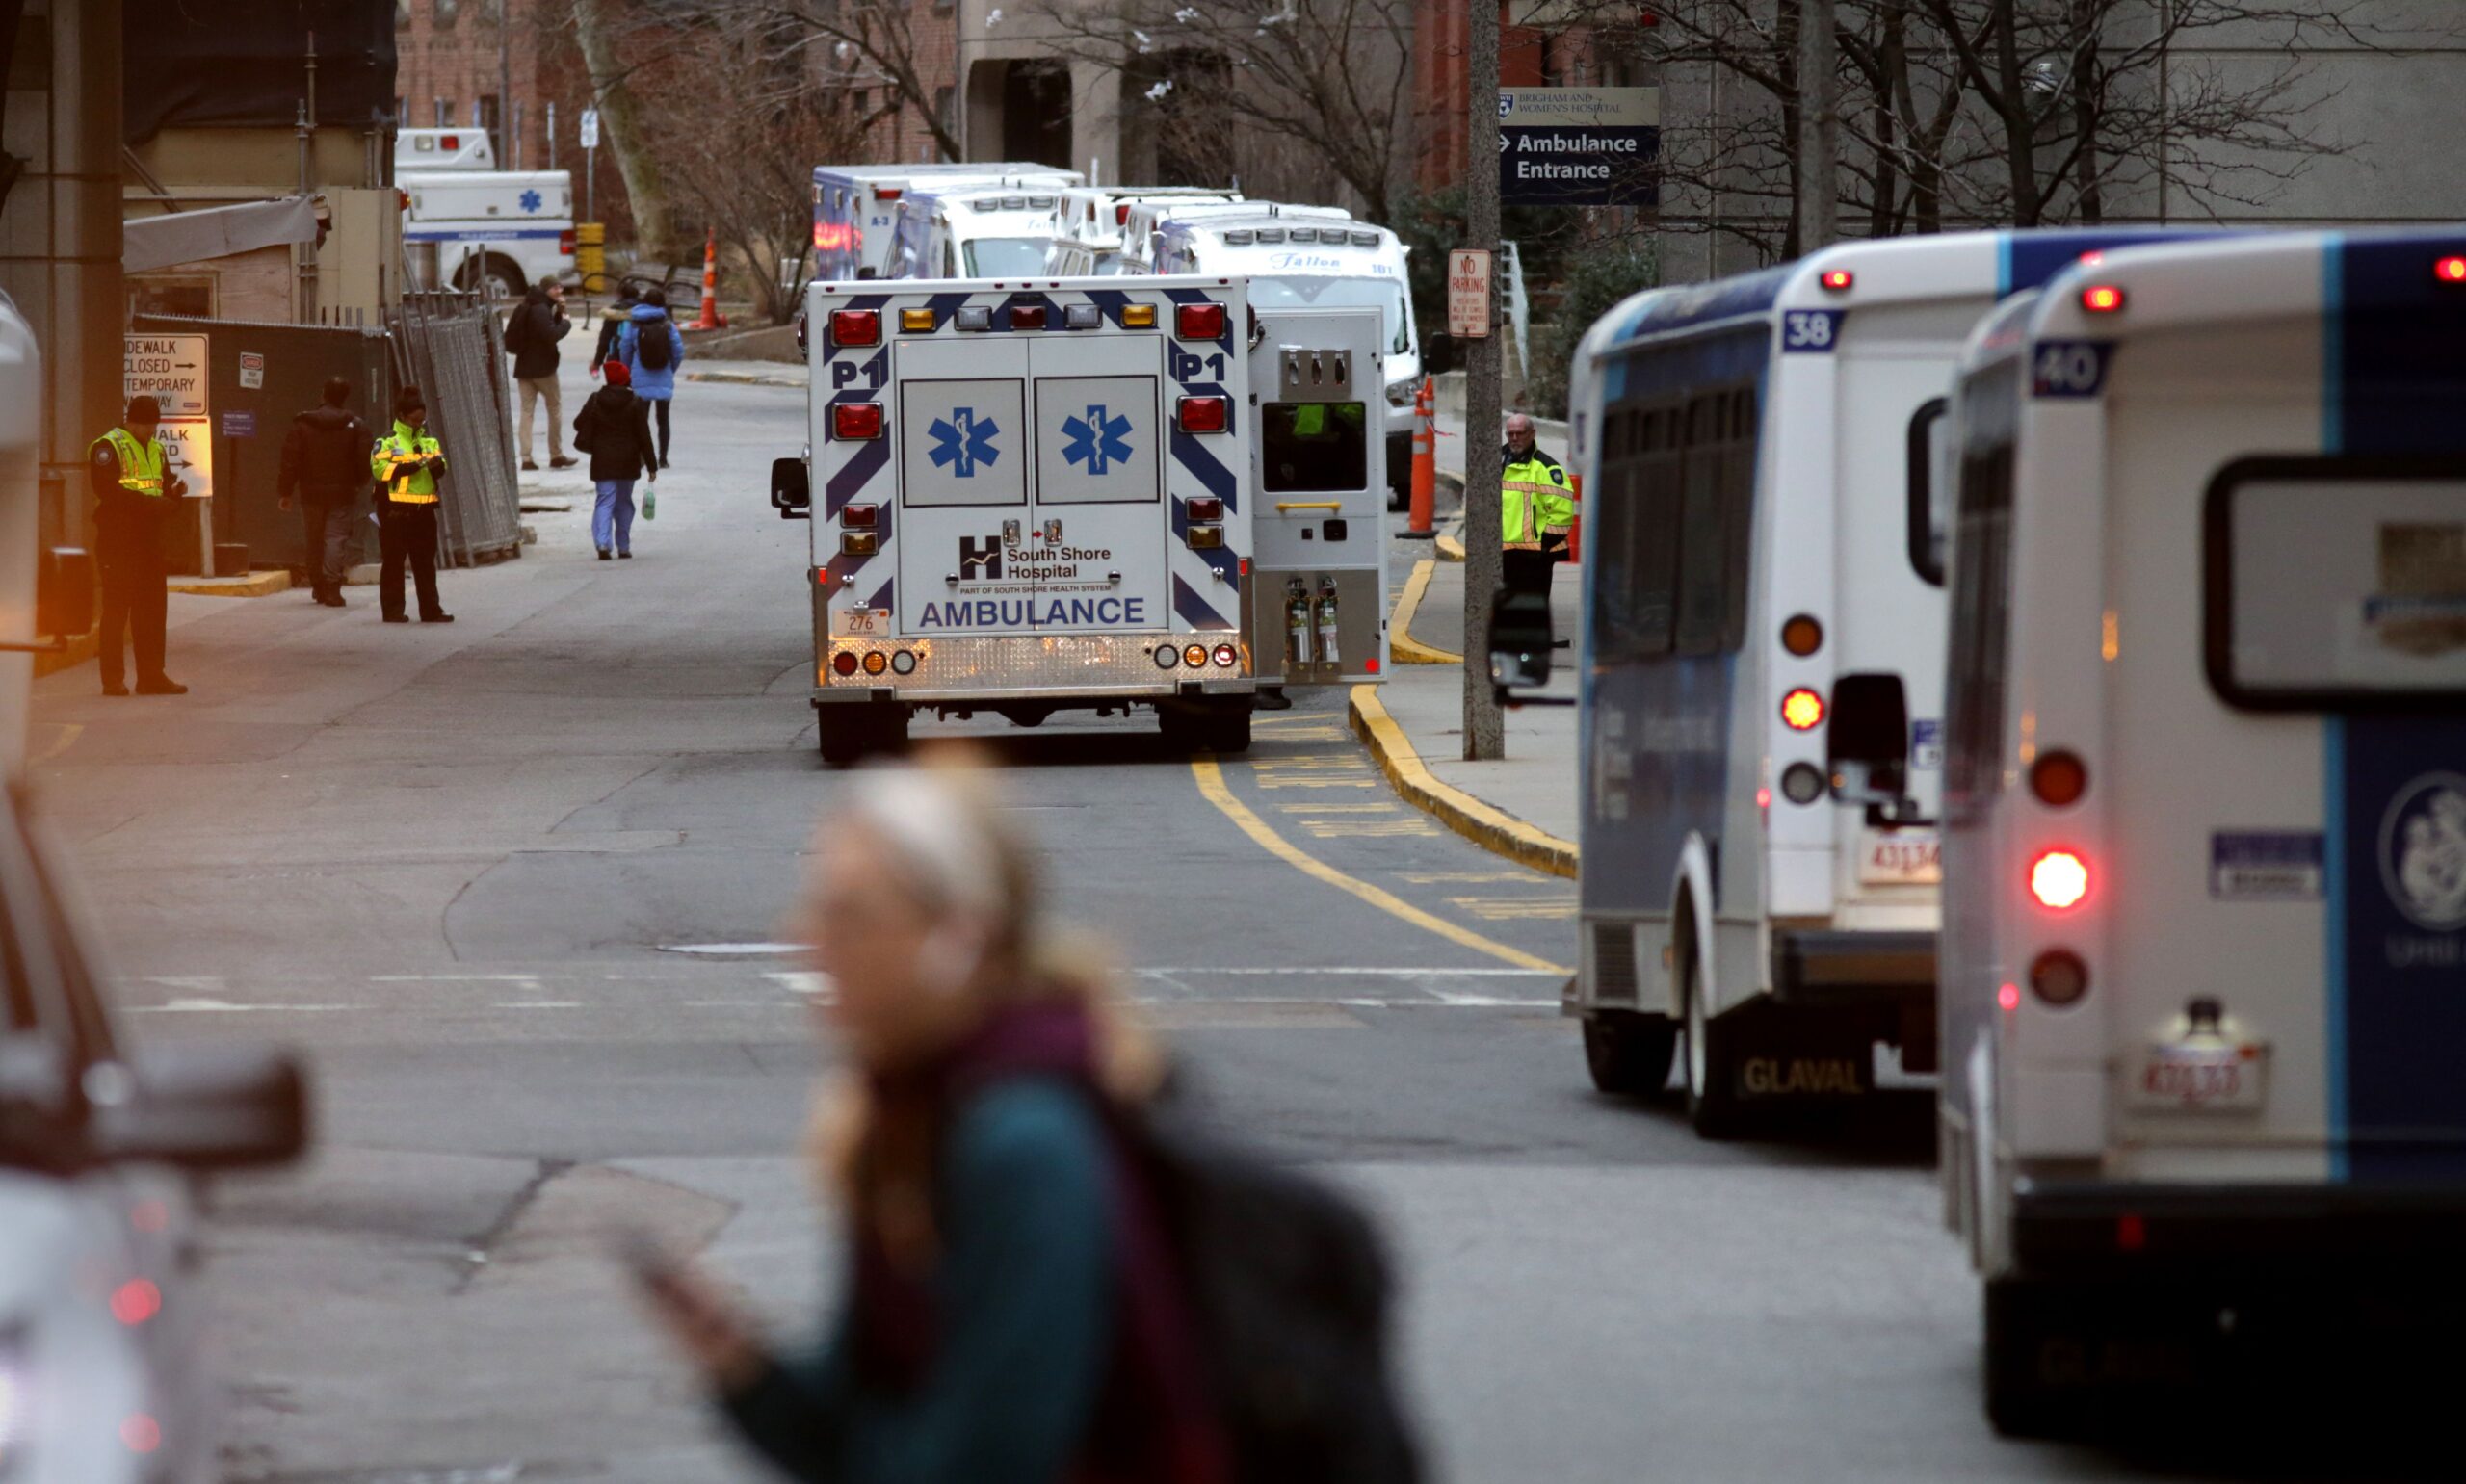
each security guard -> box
[89,395,189,695]
[371,385,456,624]
[1500,412,1574,642]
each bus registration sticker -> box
[2134,1041,2269,1113]
[1859,829,1941,885]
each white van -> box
[1548,230,2216,1137]
[1152,210,1419,497]
[399,167,574,296]
[1119,199,1351,274]
[1938,228,2466,1432]
[1047,187,1242,275]
[811,164,1082,282]
[886,187,1069,280]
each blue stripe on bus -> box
[1998,230,2225,298]
[2333,232,2466,456]
[2324,714,2348,1182]
[2323,236,2347,456]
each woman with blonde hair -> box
[635,753,1228,1483]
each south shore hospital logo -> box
[2381,771,2466,932]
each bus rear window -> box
[1262,403,1367,492]
[2208,459,2466,708]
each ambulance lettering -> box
[914,597,1149,629]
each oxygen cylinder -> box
[1315,583,1341,667]
[1285,582,1313,666]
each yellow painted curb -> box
[1348,683,1577,879]
[1389,559,1460,665]
[168,570,292,598]
[1435,527,1465,562]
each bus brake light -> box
[2081,285,2127,314]
[2029,849,2090,910]
[2439,256,2466,285]
[1780,688,1824,731]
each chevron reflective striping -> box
[1171,572,1236,630]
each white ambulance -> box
[885,188,1068,281]
[1151,212,1420,501]
[811,164,1083,282]
[1939,229,2466,1432]
[1118,199,1351,274]
[395,128,574,297]
[770,276,1390,763]
[1047,187,1244,276]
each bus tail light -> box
[1781,613,1823,656]
[2029,950,2089,1006]
[1780,687,1825,731]
[2030,750,2088,807]
[2029,849,2091,911]
[2438,256,2466,285]
[1779,762,1825,805]
[1178,396,1228,432]
[830,309,880,346]
[841,503,879,529]
[1175,301,1227,340]
[2081,285,2127,314]
[832,403,882,440]
[1819,269,1854,293]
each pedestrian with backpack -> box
[571,359,656,560]
[630,754,1421,1484]
[617,286,685,469]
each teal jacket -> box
[721,1078,1115,1483]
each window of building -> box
[435,0,459,25]
[433,97,451,127]
[395,0,411,30]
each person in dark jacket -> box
[572,359,657,560]
[590,280,643,375]
[277,377,371,607]
[617,288,686,469]
[635,757,1226,1484]
[89,395,189,696]
[507,279,576,471]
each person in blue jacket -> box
[633,756,1226,1484]
[617,287,686,470]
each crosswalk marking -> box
[1301,819,1439,838]
[1449,895,1579,922]
[1276,802,1399,814]
[1400,871,1542,884]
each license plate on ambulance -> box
[1858,829,1942,885]
[834,609,890,638]
[2132,1042,2269,1113]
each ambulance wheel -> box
[459,252,524,300]
[1681,948,1743,1138]
[1582,1011,1676,1097]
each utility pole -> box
[1798,0,1840,250]
[1461,0,1505,762]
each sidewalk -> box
[1352,534,1583,877]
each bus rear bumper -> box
[2012,1180,2466,1278]
[1769,929,1935,1008]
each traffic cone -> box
[1406,376,1436,536]
[695,226,726,330]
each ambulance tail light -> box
[558,229,576,257]
[873,185,902,201]
[841,503,879,529]
[1121,304,1157,328]
[1184,644,1209,668]
[862,651,888,676]
[1175,302,1227,340]
[829,309,880,346]
[832,403,883,440]
[890,650,917,675]
[1009,304,1047,330]
[1186,524,1224,549]
[1185,496,1222,522]
[1213,643,1239,668]
[899,308,936,332]
[840,532,879,556]
[1153,644,1180,670]
[1178,396,1228,432]
[2029,849,2091,911]
[1115,203,1133,225]
[831,651,859,676]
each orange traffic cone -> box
[695,227,726,330]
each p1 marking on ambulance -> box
[770,275,1389,764]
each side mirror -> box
[855,266,879,281]
[1827,672,1924,825]
[1486,586,1555,697]
[86,1042,309,1173]
[36,547,93,641]
[793,311,808,356]
[772,456,811,520]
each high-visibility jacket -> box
[1502,446,1574,552]
[372,421,446,505]
[90,428,169,497]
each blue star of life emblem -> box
[519,189,543,213]
[1061,404,1134,475]
[929,407,1000,478]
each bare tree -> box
[663,0,964,163]
[574,0,686,259]
[1023,0,1417,221]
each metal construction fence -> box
[391,291,524,566]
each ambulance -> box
[395,129,574,296]
[1118,199,1352,273]
[769,275,1391,764]
[812,165,1082,282]
[1151,211,1421,502]
[1938,229,2466,1432]
[1047,187,1244,275]
[886,187,1066,281]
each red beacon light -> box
[2438,256,2466,285]
[829,308,881,347]
[2081,284,2128,314]
[1819,269,1854,293]
[1175,301,1227,340]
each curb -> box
[33,630,96,679]
[1389,559,1459,665]
[1348,683,1578,878]
[168,570,292,598]
[683,367,806,388]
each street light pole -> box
[1461,0,1506,762]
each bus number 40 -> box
[2033,340,2112,399]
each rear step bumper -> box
[2014,1181,2466,1277]
[1769,929,1935,1007]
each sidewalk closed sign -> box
[1448,249,1492,339]
[1500,87,1660,207]
[124,333,213,502]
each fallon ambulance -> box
[1939,229,2466,1432]
[812,164,1082,282]
[769,275,1390,764]
[1047,187,1244,275]
[1151,211,1421,502]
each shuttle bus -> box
[1562,230,2210,1136]
[1938,229,2466,1432]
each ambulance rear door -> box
[1026,328,1168,634]
[1248,307,1389,684]
[894,334,1034,633]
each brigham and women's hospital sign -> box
[1499,87,1660,208]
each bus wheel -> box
[1682,950,1743,1137]
[1582,1011,1676,1097]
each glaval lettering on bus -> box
[913,597,1149,629]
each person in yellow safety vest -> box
[1499,412,1574,646]
[88,395,190,696]
[371,385,455,625]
